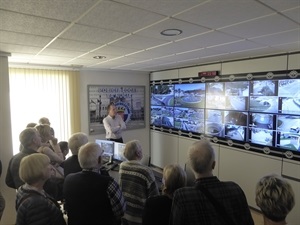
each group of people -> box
[0,114,296,225]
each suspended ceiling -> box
[0,0,299,72]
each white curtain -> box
[9,68,80,155]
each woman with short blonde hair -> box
[255,174,295,224]
[143,164,186,225]
[16,153,66,225]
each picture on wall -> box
[88,85,145,134]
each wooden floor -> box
[251,209,264,225]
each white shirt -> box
[103,114,126,139]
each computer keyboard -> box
[101,162,119,171]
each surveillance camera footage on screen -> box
[150,76,300,156]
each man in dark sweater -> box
[63,142,125,225]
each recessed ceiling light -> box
[93,55,106,59]
[160,29,182,36]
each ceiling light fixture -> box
[93,55,106,59]
[160,29,182,36]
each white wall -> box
[79,69,151,157]
[150,53,300,224]
[0,55,17,225]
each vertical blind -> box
[9,68,80,155]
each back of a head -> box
[39,117,50,125]
[19,128,38,148]
[19,153,50,185]
[35,124,52,143]
[188,140,215,175]
[255,174,295,222]
[163,164,187,197]
[26,122,37,128]
[124,140,142,161]
[68,132,88,155]
[78,142,103,170]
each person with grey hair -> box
[15,153,66,225]
[6,128,42,189]
[142,164,187,225]
[255,174,295,225]
[119,140,159,225]
[63,132,88,178]
[63,142,125,225]
[39,117,55,136]
[170,140,254,225]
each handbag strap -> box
[197,184,236,225]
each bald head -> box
[188,140,215,176]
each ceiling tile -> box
[220,14,299,39]
[113,0,205,16]
[282,7,300,23]
[41,48,86,58]
[136,18,210,41]
[271,42,300,52]
[258,0,300,11]
[0,43,42,54]
[78,0,166,33]
[60,24,128,44]
[0,30,52,47]
[111,34,170,50]
[0,0,99,22]
[150,31,241,55]
[209,40,266,53]
[174,0,274,29]
[47,38,101,52]
[250,29,300,46]
[30,55,73,63]
[89,45,138,56]
[0,10,69,37]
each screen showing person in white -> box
[103,103,126,143]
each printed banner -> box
[88,85,145,134]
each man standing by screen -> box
[103,102,126,143]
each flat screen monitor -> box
[248,113,276,146]
[113,142,127,162]
[174,107,204,133]
[95,139,114,163]
[174,83,205,108]
[151,84,174,106]
[277,115,300,151]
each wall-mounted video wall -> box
[150,70,300,161]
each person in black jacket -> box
[16,153,66,225]
[6,128,42,189]
[63,132,88,178]
[63,142,125,225]
[0,159,5,221]
[142,164,187,225]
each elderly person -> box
[35,124,64,178]
[63,132,88,178]
[15,154,66,225]
[255,174,295,225]
[142,164,187,225]
[119,140,159,225]
[63,142,125,225]
[6,128,42,189]
[39,117,55,136]
[170,140,254,225]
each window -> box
[9,68,80,155]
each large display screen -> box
[150,78,300,153]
